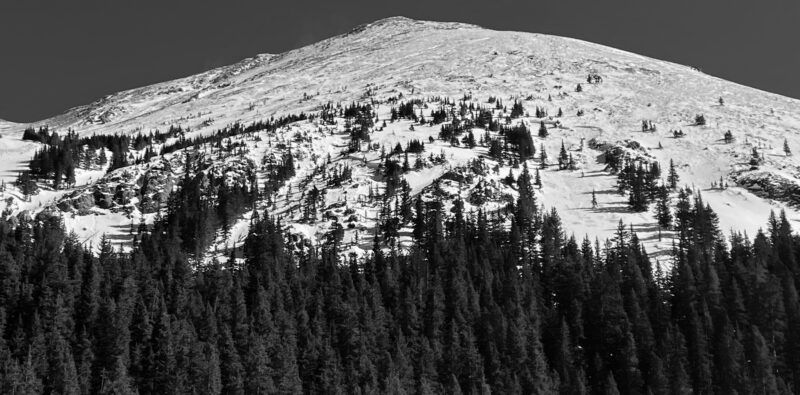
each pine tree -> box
[504,168,515,186]
[413,196,426,241]
[724,130,733,144]
[538,121,548,138]
[219,327,245,394]
[655,184,672,229]
[667,159,679,189]
[2,126,800,394]
[695,114,706,126]
[99,357,137,395]
[591,189,598,208]
[539,144,548,169]
[466,131,476,148]
[558,141,569,170]
[746,147,760,169]
[784,138,792,156]
[65,164,76,188]
[510,100,525,118]
[517,163,535,200]
[747,326,780,394]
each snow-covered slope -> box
[2,16,800,263]
[23,17,798,138]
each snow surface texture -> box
[1,16,799,266]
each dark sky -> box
[1,0,798,122]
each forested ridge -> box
[1,158,799,394]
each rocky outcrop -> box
[734,170,800,207]
[53,153,254,216]
[56,190,95,213]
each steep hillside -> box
[1,16,799,265]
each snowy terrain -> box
[1,16,799,265]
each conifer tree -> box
[723,130,733,144]
[413,196,426,241]
[667,159,679,189]
[655,184,673,229]
[750,147,762,167]
[695,114,706,126]
[510,100,525,118]
[558,140,569,170]
[540,144,548,169]
[538,121,548,138]
[1,128,800,393]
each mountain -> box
[1,16,800,262]
[4,17,800,394]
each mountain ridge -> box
[0,17,799,261]
[2,16,800,395]
[10,17,797,136]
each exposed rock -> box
[734,170,800,207]
[440,169,472,184]
[114,184,135,206]
[93,189,114,209]
[57,190,95,212]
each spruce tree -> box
[540,143,548,169]
[655,184,673,229]
[667,159,679,189]
[413,196,426,241]
[538,121,548,138]
[558,141,569,170]
[510,100,525,118]
[535,168,542,189]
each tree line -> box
[1,150,799,393]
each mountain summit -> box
[31,17,797,136]
[1,17,799,259]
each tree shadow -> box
[583,188,620,195]
[631,222,663,233]
[101,224,137,246]
[638,232,676,242]
[588,205,630,214]
[648,249,674,259]
[580,172,611,178]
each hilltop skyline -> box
[1,1,799,122]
